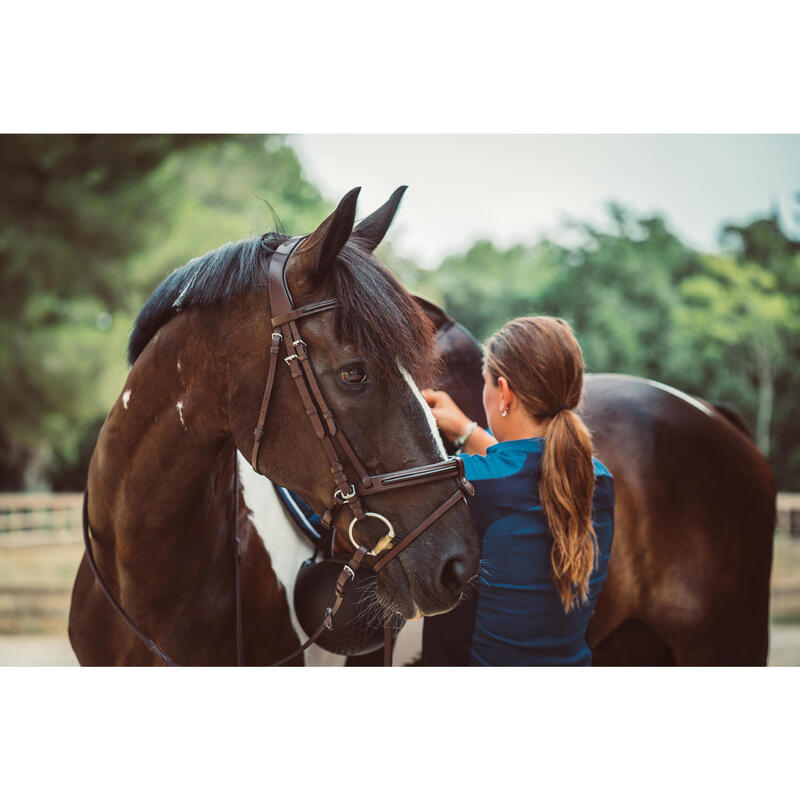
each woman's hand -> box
[421,389,473,443]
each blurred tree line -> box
[1,135,798,490]
[401,203,800,489]
[0,134,329,489]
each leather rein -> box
[82,236,473,666]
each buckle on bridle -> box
[334,484,357,503]
[271,332,282,341]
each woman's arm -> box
[421,390,497,456]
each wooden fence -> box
[777,493,800,540]
[0,493,83,548]
[0,491,798,548]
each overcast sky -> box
[291,135,800,269]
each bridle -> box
[81,236,474,667]
[253,236,474,664]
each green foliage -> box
[0,135,328,489]
[399,202,800,490]
[2,134,798,491]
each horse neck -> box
[90,310,235,592]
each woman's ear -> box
[497,376,514,413]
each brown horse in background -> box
[423,302,776,665]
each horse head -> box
[227,188,480,618]
[414,295,488,451]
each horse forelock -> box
[324,240,440,388]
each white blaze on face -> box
[236,453,346,667]
[122,390,131,410]
[398,365,447,458]
[643,378,714,418]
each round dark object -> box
[294,558,398,656]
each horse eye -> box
[340,365,368,385]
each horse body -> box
[583,374,775,665]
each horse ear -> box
[350,186,407,252]
[289,187,360,291]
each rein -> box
[82,236,473,666]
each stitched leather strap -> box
[270,299,340,327]
[357,458,471,496]
[250,332,283,471]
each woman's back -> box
[422,437,614,666]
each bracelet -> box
[453,421,478,454]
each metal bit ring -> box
[348,512,396,556]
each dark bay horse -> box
[69,188,480,666]
[421,305,776,666]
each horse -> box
[68,187,481,666]
[408,308,777,665]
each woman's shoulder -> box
[459,438,544,483]
[592,457,613,481]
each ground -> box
[1,538,800,666]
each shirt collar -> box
[486,436,545,455]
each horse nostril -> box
[440,556,471,596]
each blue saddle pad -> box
[273,485,327,545]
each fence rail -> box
[0,491,799,548]
[0,493,83,548]
[777,493,800,540]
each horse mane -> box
[128,233,439,385]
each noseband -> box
[81,236,473,667]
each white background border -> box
[2,1,798,796]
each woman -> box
[421,316,614,666]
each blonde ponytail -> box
[540,408,598,611]
[485,316,597,612]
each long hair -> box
[485,316,597,612]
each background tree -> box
[2,135,798,491]
[399,201,800,490]
[0,135,328,489]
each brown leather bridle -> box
[82,236,474,667]
[255,237,474,665]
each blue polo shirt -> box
[421,437,614,666]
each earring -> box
[500,407,508,418]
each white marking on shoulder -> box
[177,360,182,372]
[122,390,131,410]
[643,378,713,417]
[176,400,187,430]
[398,364,447,458]
[236,453,346,667]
